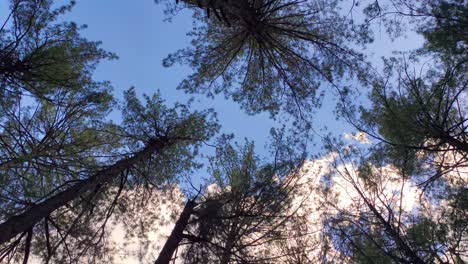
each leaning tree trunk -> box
[0,137,174,245]
[155,199,196,264]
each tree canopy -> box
[158,0,371,118]
[0,0,466,263]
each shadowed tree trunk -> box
[220,221,238,264]
[183,0,251,17]
[182,0,280,35]
[435,130,468,153]
[0,137,174,245]
[155,199,196,264]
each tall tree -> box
[0,1,220,262]
[0,88,218,262]
[157,0,371,119]
[155,140,308,263]
[340,0,467,187]
[363,0,467,63]
[321,137,467,263]
[0,0,117,102]
[0,1,118,261]
[0,0,117,222]
[350,57,467,188]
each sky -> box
[0,0,424,188]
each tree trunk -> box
[184,0,244,11]
[0,137,173,245]
[437,131,468,153]
[155,200,196,264]
[220,219,238,264]
[183,0,256,24]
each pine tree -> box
[158,0,371,118]
[0,1,219,262]
[155,141,306,263]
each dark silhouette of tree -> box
[1,1,465,263]
[155,198,197,264]
[157,0,371,119]
[347,57,467,189]
[155,141,309,264]
[364,0,467,63]
[0,1,118,261]
[0,0,118,226]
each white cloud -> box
[344,131,371,144]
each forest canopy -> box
[0,0,466,263]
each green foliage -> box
[183,141,295,263]
[31,88,219,263]
[0,0,118,221]
[407,218,447,253]
[357,162,379,190]
[418,0,468,63]
[353,235,394,264]
[0,2,125,261]
[358,56,467,176]
[327,214,397,264]
[161,0,371,118]
[0,0,465,262]
[209,141,256,192]
[120,87,219,186]
[0,0,117,100]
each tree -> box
[0,1,219,262]
[0,1,119,261]
[335,4,467,260]
[157,0,371,119]
[321,137,467,263]
[340,0,467,187]
[1,1,464,263]
[0,88,218,262]
[148,1,467,263]
[363,0,467,63]
[349,57,467,188]
[0,0,117,225]
[0,0,117,102]
[155,141,308,263]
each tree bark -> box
[155,199,196,264]
[0,137,173,245]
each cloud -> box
[344,131,371,144]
